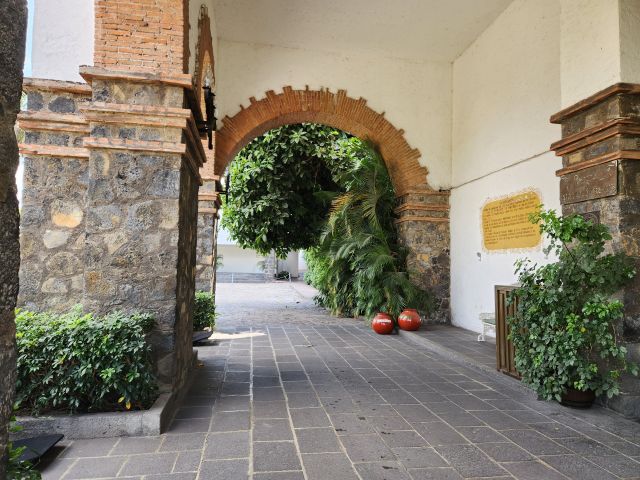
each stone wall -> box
[195,177,218,293]
[18,67,207,392]
[396,189,451,324]
[0,0,26,474]
[551,83,640,418]
[18,81,91,311]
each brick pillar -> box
[94,0,187,74]
[550,83,640,418]
[395,189,450,324]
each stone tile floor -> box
[37,283,640,479]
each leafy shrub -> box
[306,144,433,319]
[15,306,157,415]
[510,209,638,401]
[275,271,290,280]
[194,291,216,331]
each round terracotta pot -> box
[397,308,422,331]
[371,313,395,335]
[560,388,595,409]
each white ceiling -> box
[212,0,514,62]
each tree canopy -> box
[221,123,363,256]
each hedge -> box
[15,306,157,415]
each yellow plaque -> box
[482,191,542,251]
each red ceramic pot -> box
[397,309,422,331]
[371,313,395,335]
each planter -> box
[372,313,395,335]
[560,388,596,409]
[397,309,422,331]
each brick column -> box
[395,189,450,324]
[550,83,640,418]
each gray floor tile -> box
[540,454,619,480]
[501,429,570,456]
[254,418,293,441]
[295,427,341,453]
[380,430,429,448]
[354,461,412,480]
[253,401,288,418]
[111,436,163,455]
[290,407,331,428]
[199,459,249,480]
[476,442,533,462]
[64,457,126,479]
[204,431,250,459]
[501,460,569,480]
[434,444,507,478]
[253,442,301,472]
[340,433,395,462]
[393,447,448,469]
[160,433,206,451]
[408,467,464,479]
[301,453,359,480]
[415,421,469,446]
[253,472,305,480]
[210,411,250,432]
[119,453,177,476]
[57,437,119,458]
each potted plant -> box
[509,209,638,407]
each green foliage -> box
[222,124,357,257]
[15,306,157,415]
[194,291,216,331]
[7,416,41,480]
[306,145,433,319]
[510,209,638,402]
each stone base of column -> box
[395,188,450,324]
[551,83,640,419]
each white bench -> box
[477,313,495,342]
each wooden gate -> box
[495,285,521,379]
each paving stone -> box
[175,405,213,419]
[254,418,293,441]
[393,404,438,422]
[253,400,289,419]
[434,444,507,478]
[354,461,412,480]
[111,436,163,454]
[295,427,341,453]
[58,437,119,458]
[368,414,413,432]
[340,433,395,462]
[528,421,580,438]
[393,447,448,469]
[501,460,569,480]
[160,433,207,451]
[167,418,210,434]
[253,441,301,472]
[173,450,202,472]
[540,454,619,480]
[476,442,533,462]
[455,426,507,444]
[254,376,281,387]
[415,421,469,446]
[301,452,359,480]
[408,467,464,479]
[253,472,305,480]
[586,454,640,478]
[290,407,331,428]
[199,459,249,479]
[145,474,195,480]
[557,436,619,456]
[214,395,251,412]
[501,429,570,455]
[380,430,429,448]
[119,452,177,476]
[210,411,250,431]
[286,392,321,408]
[204,431,250,459]
[330,413,375,435]
[64,457,127,479]
[254,386,286,402]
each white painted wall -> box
[31,0,93,82]
[217,245,264,273]
[560,0,621,107]
[216,40,452,189]
[450,0,563,333]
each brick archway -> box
[215,87,430,196]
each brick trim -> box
[215,87,430,196]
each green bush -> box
[15,306,158,415]
[194,291,216,331]
[8,416,41,480]
[510,209,638,401]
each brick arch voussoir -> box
[215,87,430,196]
